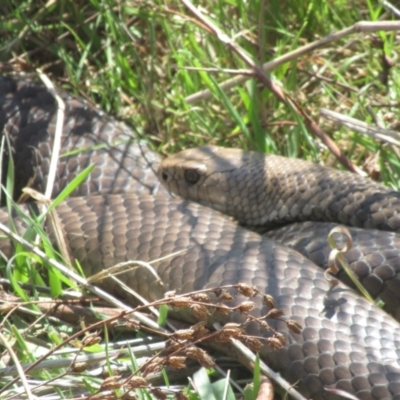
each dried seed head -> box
[221,323,244,339]
[81,333,101,347]
[143,357,164,376]
[164,339,186,354]
[172,329,194,341]
[185,346,202,359]
[101,375,122,390]
[263,294,275,309]
[224,322,241,329]
[287,319,302,334]
[175,391,190,400]
[215,304,231,315]
[166,356,186,369]
[259,320,271,330]
[273,332,286,346]
[237,283,258,297]
[267,337,284,350]
[150,387,167,400]
[191,321,210,339]
[191,293,211,303]
[192,321,208,333]
[217,289,234,302]
[128,376,148,389]
[72,362,87,373]
[214,331,232,343]
[265,308,285,319]
[237,301,255,313]
[170,297,191,307]
[186,347,215,368]
[242,336,263,352]
[101,368,121,379]
[190,304,209,320]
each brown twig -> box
[174,66,255,75]
[185,20,400,104]
[180,0,366,175]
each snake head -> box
[157,146,237,212]
[157,145,267,220]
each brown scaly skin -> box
[2,194,400,399]
[0,75,163,200]
[158,145,400,232]
[2,76,400,399]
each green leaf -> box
[253,354,261,399]
[47,164,95,211]
[157,304,169,327]
[208,75,252,143]
[211,377,236,400]
[193,368,217,400]
[243,383,255,400]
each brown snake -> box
[1,75,400,400]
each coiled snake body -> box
[1,75,400,400]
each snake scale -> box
[1,75,400,400]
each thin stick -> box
[320,108,400,147]
[382,1,400,17]
[36,72,65,200]
[185,21,400,104]
[0,331,35,400]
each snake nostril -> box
[161,172,168,181]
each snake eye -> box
[184,169,200,185]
